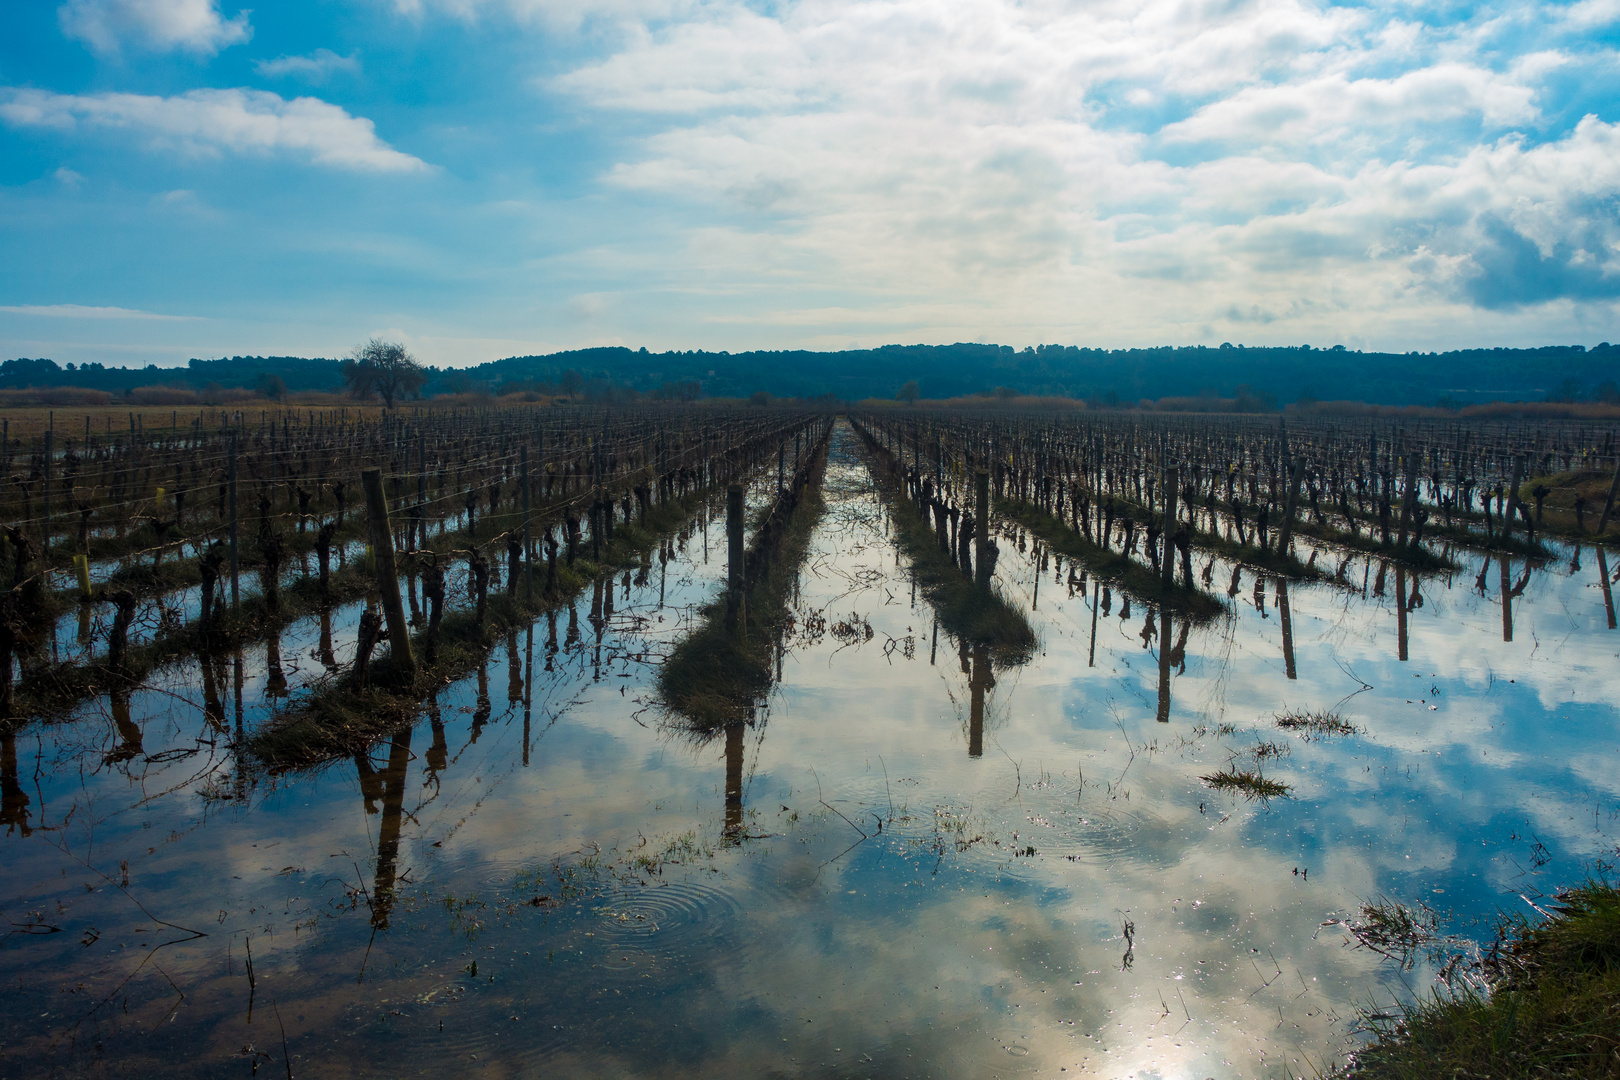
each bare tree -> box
[343,338,427,408]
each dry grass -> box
[0,395,576,439]
[855,395,1088,411]
[1289,399,1620,420]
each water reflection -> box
[1397,565,1409,661]
[723,720,745,842]
[1,729,29,836]
[1601,548,1617,629]
[967,642,990,756]
[1,421,1618,1080]
[355,727,412,930]
[1278,578,1297,679]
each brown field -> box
[852,394,1620,418]
[0,394,579,441]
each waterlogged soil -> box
[3,419,1618,1079]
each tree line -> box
[3,340,1617,408]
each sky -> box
[1,0,1618,368]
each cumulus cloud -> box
[1158,64,1542,152]
[59,0,251,56]
[0,87,429,173]
[254,48,362,81]
[536,0,1620,340]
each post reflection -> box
[1396,566,1409,662]
[106,688,142,766]
[1277,579,1297,680]
[424,697,447,790]
[1088,580,1100,667]
[506,630,522,707]
[354,727,412,930]
[318,608,338,672]
[202,652,225,734]
[1599,548,1616,630]
[1,729,31,836]
[233,646,246,801]
[266,631,287,700]
[968,644,990,756]
[1156,605,1172,722]
[1500,555,1513,642]
[523,624,533,767]
[468,661,491,748]
[723,721,744,844]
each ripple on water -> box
[583,877,750,981]
[1042,801,1175,867]
[940,799,1172,879]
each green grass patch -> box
[1105,488,1467,571]
[250,482,738,769]
[1300,513,1501,568]
[1100,491,1332,581]
[853,434,1036,667]
[1340,881,1620,1079]
[6,477,696,727]
[8,564,376,726]
[658,438,830,734]
[1200,766,1292,801]
[1000,497,1227,623]
[1277,709,1359,737]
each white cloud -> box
[533,0,1620,342]
[1159,63,1543,151]
[59,0,251,56]
[389,0,693,32]
[0,87,429,173]
[254,48,362,81]
[0,304,201,320]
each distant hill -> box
[2,342,1617,407]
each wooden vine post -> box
[1597,456,1620,535]
[228,435,240,612]
[362,467,417,679]
[1276,457,1305,554]
[974,468,991,590]
[522,442,533,600]
[726,483,745,631]
[1161,465,1178,585]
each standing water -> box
[2,419,1616,1077]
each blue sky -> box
[2,0,1618,367]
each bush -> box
[0,386,112,407]
[127,384,200,406]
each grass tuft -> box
[1200,766,1292,801]
[1349,897,1443,968]
[1277,709,1358,737]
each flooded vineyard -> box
[1,407,1618,1078]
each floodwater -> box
[2,419,1617,1078]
